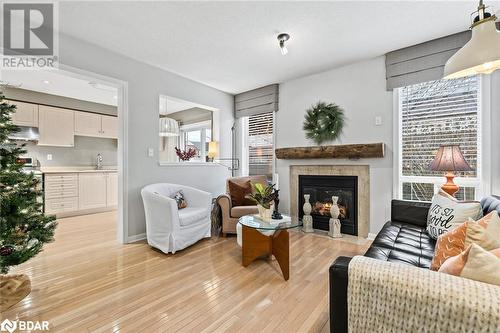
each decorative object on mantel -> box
[303,101,345,145]
[175,147,197,161]
[271,189,283,220]
[275,143,384,160]
[328,196,342,238]
[444,0,500,79]
[246,182,278,220]
[302,194,314,233]
[429,144,472,196]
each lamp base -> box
[441,172,459,197]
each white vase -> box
[303,194,312,215]
[330,196,340,219]
[258,204,273,220]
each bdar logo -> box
[0,319,17,333]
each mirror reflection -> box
[159,96,216,163]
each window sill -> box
[158,162,222,167]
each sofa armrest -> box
[348,256,500,332]
[329,256,352,333]
[218,194,232,216]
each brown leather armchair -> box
[218,175,268,235]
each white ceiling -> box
[58,1,500,94]
[0,69,117,105]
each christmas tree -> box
[0,93,56,274]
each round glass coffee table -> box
[238,215,302,281]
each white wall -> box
[58,34,234,239]
[491,71,500,195]
[276,56,393,235]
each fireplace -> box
[298,175,358,235]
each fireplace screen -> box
[299,175,358,235]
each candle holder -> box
[271,189,283,220]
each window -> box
[180,121,212,162]
[241,112,274,178]
[397,75,481,201]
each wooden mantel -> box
[275,143,384,160]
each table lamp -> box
[207,141,218,162]
[429,145,472,196]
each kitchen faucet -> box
[96,153,103,170]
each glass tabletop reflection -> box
[238,214,302,230]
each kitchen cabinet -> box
[44,173,79,215]
[38,106,74,147]
[74,112,102,137]
[74,112,118,139]
[44,171,118,217]
[9,100,38,127]
[101,115,118,139]
[106,172,118,207]
[78,173,107,210]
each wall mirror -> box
[158,95,219,164]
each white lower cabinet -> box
[44,172,117,216]
[78,173,107,210]
[106,173,118,207]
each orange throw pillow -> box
[438,244,500,285]
[430,211,500,271]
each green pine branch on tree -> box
[0,93,57,274]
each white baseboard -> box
[367,233,377,240]
[127,233,146,243]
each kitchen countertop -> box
[40,166,118,174]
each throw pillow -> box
[426,190,482,239]
[228,180,255,206]
[430,211,500,271]
[438,244,500,286]
[171,190,187,209]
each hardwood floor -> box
[2,211,370,332]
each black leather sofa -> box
[329,196,500,333]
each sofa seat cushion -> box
[231,206,258,218]
[178,207,209,227]
[364,221,435,268]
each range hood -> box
[8,126,40,141]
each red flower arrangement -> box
[175,147,197,161]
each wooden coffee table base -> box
[241,225,290,280]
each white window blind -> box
[398,75,480,201]
[247,112,273,177]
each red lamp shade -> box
[429,145,472,197]
[429,145,472,172]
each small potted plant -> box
[246,183,278,220]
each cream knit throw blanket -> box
[348,256,500,333]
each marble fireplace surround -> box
[290,165,369,238]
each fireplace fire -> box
[299,175,358,235]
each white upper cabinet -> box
[101,115,118,139]
[74,112,118,139]
[74,111,102,137]
[9,100,39,127]
[38,105,74,147]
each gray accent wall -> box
[24,136,117,168]
[58,26,234,239]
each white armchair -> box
[141,183,212,254]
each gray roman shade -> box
[385,31,471,90]
[234,84,278,118]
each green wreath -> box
[303,101,345,145]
